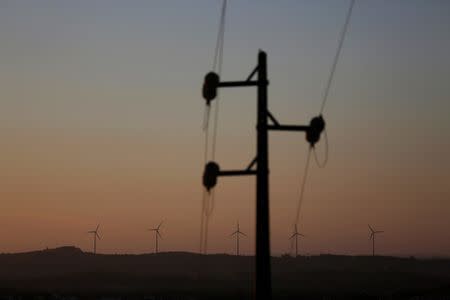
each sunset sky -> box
[1,0,449,257]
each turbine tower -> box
[230,221,246,256]
[289,224,305,257]
[88,224,101,254]
[368,224,384,257]
[148,221,163,253]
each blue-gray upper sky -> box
[1,1,449,256]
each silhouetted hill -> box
[1,248,450,299]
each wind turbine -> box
[289,224,305,257]
[148,221,163,253]
[368,224,384,257]
[88,224,101,254]
[230,221,246,256]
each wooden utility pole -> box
[202,50,325,300]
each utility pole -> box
[202,50,325,300]
[256,51,271,298]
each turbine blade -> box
[96,224,100,231]
[368,224,374,233]
[240,231,247,237]
[157,221,164,230]
[230,231,237,236]
[289,233,296,240]
[299,233,305,237]
[157,231,163,239]
[96,233,101,240]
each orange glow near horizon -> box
[1,1,450,257]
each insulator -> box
[203,161,220,191]
[202,72,220,105]
[306,115,325,147]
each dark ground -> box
[1,246,450,299]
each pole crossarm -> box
[218,80,259,88]
[218,169,257,177]
[267,124,309,132]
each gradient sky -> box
[1,0,449,257]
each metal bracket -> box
[246,65,259,82]
[246,156,258,171]
[218,169,257,177]
[267,110,280,126]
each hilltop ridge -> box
[1,246,450,298]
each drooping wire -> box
[200,106,211,252]
[210,0,226,160]
[294,148,312,226]
[202,105,211,131]
[202,0,226,132]
[295,0,355,227]
[200,0,227,254]
[203,189,215,253]
[312,128,328,168]
[312,0,354,168]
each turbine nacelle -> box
[231,230,247,237]
[368,224,384,240]
[88,224,101,239]
[230,222,247,237]
[148,228,163,238]
[290,224,305,240]
[148,221,164,253]
[88,224,101,254]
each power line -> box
[294,148,312,225]
[319,0,355,114]
[200,0,228,254]
[313,128,328,168]
[295,0,355,227]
